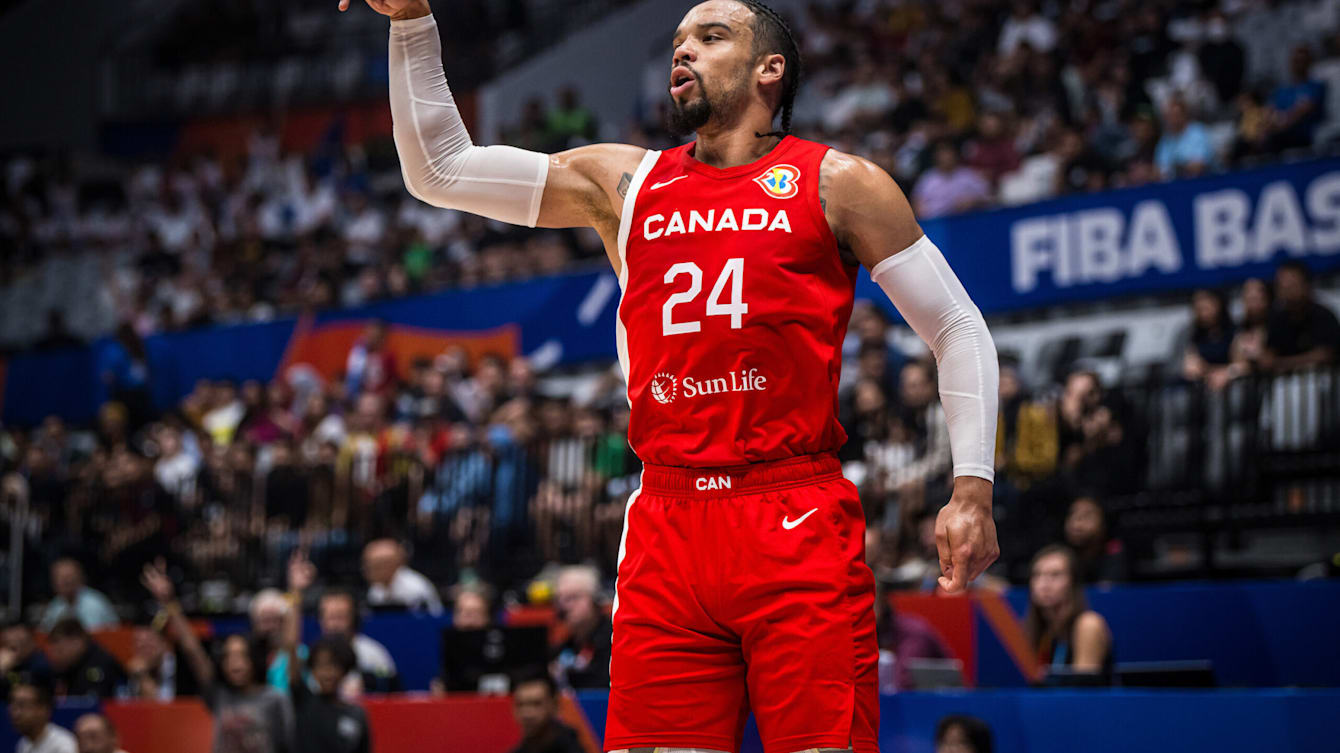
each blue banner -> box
[859,157,1340,314]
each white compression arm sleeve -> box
[389,15,549,228]
[871,235,999,482]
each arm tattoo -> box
[617,172,633,199]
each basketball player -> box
[340,1,1001,750]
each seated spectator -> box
[1227,277,1273,380]
[72,714,127,753]
[1182,288,1236,387]
[1264,261,1340,372]
[550,566,611,690]
[345,321,398,398]
[912,142,992,219]
[546,87,599,148]
[0,622,51,698]
[249,589,296,693]
[507,671,583,753]
[1025,545,1113,681]
[125,616,201,700]
[283,586,371,753]
[874,582,951,692]
[39,559,118,632]
[1266,46,1326,150]
[1062,495,1129,584]
[141,560,294,753]
[362,539,444,615]
[963,113,1020,188]
[317,589,399,696]
[45,619,126,700]
[8,678,76,753]
[1154,98,1214,179]
[452,584,493,631]
[936,714,994,753]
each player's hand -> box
[337,0,431,21]
[935,477,999,594]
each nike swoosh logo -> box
[782,507,819,530]
[649,176,688,191]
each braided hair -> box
[738,1,803,139]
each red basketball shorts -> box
[605,453,879,753]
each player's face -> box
[668,1,758,134]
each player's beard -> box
[667,66,750,137]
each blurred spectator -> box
[0,622,51,699]
[1266,46,1326,151]
[344,321,398,398]
[1231,88,1274,162]
[551,565,611,690]
[72,714,126,753]
[249,589,295,693]
[97,325,153,433]
[1265,261,1340,372]
[962,113,1020,188]
[1155,98,1214,179]
[1062,495,1129,585]
[874,582,951,692]
[507,671,583,753]
[1229,278,1273,378]
[46,619,126,700]
[546,87,598,148]
[141,560,294,753]
[39,558,119,632]
[452,584,492,631]
[362,539,443,615]
[283,577,371,753]
[125,617,201,700]
[1182,288,1236,387]
[8,679,76,753]
[935,714,993,753]
[1025,545,1113,681]
[911,142,991,219]
[317,590,399,697]
[997,1,1057,56]
[1198,10,1245,107]
[33,313,82,353]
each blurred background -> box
[0,0,1338,752]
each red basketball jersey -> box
[616,136,857,467]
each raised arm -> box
[820,151,1001,593]
[141,559,215,690]
[343,0,645,270]
[284,552,317,686]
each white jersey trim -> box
[614,150,662,438]
[607,475,643,684]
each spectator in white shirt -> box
[998,1,1058,56]
[362,539,443,616]
[9,681,77,753]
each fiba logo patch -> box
[650,372,678,404]
[754,164,801,200]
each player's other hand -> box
[337,0,431,21]
[935,477,1000,593]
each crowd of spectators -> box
[5,0,1340,350]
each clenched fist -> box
[338,0,431,21]
[934,477,1000,593]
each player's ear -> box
[757,52,786,86]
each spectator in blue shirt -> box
[1268,46,1326,150]
[1154,98,1214,179]
[38,560,118,633]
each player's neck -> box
[692,125,784,170]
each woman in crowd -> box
[1062,495,1129,585]
[141,560,294,753]
[1182,288,1235,387]
[1024,545,1113,682]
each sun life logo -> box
[754,164,801,200]
[650,372,678,404]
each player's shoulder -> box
[819,148,897,191]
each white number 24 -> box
[662,258,747,336]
